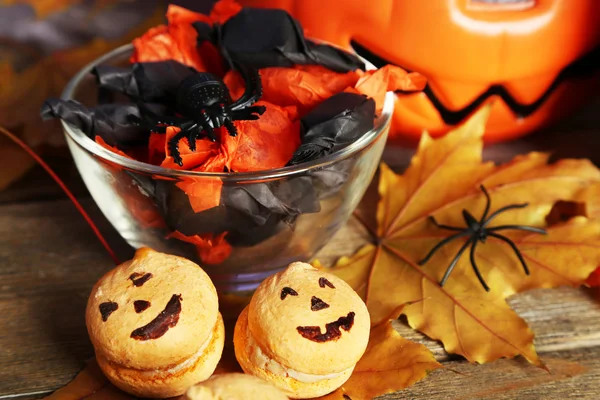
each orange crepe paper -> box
[158,128,224,213]
[167,230,232,265]
[160,127,220,170]
[131,5,213,71]
[224,66,359,115]
[147,132,166,165]
[355,65,427,112]
[131,3,246,75]
[160,100,300,212]
[95,137,166,229]
[131,25,206,71]
[209,0,243,24]
[225,64,425,117]
[177,175,225,213]
[220,101,301,172]
[94,136,132,159]
[295,64,362,94]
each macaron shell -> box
[86,248,219,370]
[248,262,370,375]
[235,307,352,399]
[184,373,289,400]
[98,312,225,398]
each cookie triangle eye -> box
[281,287,298,300]
[99,301,118,321]
[319,277,335,289]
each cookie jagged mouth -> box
[296,312,355,342]
[131,294,182,340]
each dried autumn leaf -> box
[329,106,600,366]
[569,182,600,286]
[44,352,243,400]
[343,308,441,400]
[42,358,114,400]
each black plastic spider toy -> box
[418,185,547,292]
[129,63,266,166]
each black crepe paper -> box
[194,7,365,73]
[289,92,375,165]
[40,100,148,149]
[41,7,378,253]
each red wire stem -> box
[0,124,120,265]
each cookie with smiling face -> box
[233,262,370,398]
[182,373,289,400]
[85,248,225,398]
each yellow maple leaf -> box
[329,106,600,366]
[314,306,441,400]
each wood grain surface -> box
[0,99,599,399]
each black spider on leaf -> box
[129,63,266,166]
[418,185,547,292]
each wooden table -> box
[1,99,600,399]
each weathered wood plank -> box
[0,199,132,398]
[381,346,600,399]
[0,153,89,205]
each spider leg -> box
[127,114,167,133]
[230,62,263,111]
[488,225,547,235]
[186,124,199,151]
[428,216,464,232]
[488,232,530,275]
[199,112,217,141]
[482,203,529,228]
[418,231,471,265]
[231,105,266,121]
[469,240,490,292]
[223,118,238,137]
[137,103,188,126]
[167,129,188,166]
[478,185,492,224]
[439,237,474,287]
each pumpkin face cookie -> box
[86,248,224,398]
[234,262,370,398]
[183,373,289,400]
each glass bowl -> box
[60,44,393,293]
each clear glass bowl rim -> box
[60,44,394,182]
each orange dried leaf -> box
[571,183,600,285]
[572,182,600,220]
[313,389,348,400]
[329,105,600,366]
[341,308,441,400]
[42,359,113,400]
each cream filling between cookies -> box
[137,326,214,377]
[245,324,352,383]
